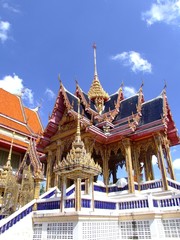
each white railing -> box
[0,187,58,236]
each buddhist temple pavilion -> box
[38,45,179,194]
[0,46,180,240]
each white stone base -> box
[32,211,180,240]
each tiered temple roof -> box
[37,80,179,152]
[0,88,43,152]
[37,45,179,152]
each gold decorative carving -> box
[1,171,19,215]
[19,165,34,207]
[17,139,43,181]
[54,99,102,179]
[161,89,168,132]
[59,121,77,133]
[83,137,94,154]
[128,85,144,132]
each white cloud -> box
[111,51,152,73]
[171,146,177,153]
[2,2,20,13]
[152,155,158,165]
[124,86,136,98]
[0,74,34,105]
[142,0,180,26]
[45,88,56,100]
[173,158,180,170]
[22,88,34,105]
[0,20,10,42]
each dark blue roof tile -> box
[115,95,138,121]
[140,97,163,125]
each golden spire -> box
[93,43,98,76]
[77,98,81,136]
[88,44,109,113]
[5,132,15,170]
[54,97,102,177]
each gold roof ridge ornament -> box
[54,98,102,178]
[88,43,109,114]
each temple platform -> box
[0,178,180,240]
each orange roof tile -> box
[24,107,43,134]
[0,88,43,136]
[0,88,25,123]
[0,116,30,134]
[0,133,28,148]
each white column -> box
[60,176,67,212]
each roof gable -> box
[0,88,43,139]
[24,107,43,135]
[0,88,25,123]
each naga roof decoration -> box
[17,138,43,182]
[161,88,179,145]
[76,81,98,116]
[128,83,144,132]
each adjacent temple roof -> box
[37,47,179,151]
[0,88,44,151]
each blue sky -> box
[0,0,180,181]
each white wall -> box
[0,212,33,240]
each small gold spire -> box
[76,98,81,140]
[3,132,15,172]
[88,44,109,113]
[7,132,15,162]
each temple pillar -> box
[143,152,149,181]
[102,150,110,193]
[123,138,134,193]
[89,176,94,211]
[163,138,176,181]
[146,151,154,181]
[46,150,52,190]
[55,143,61,187]
[75,178,81,211]
[103,158,109,186]
[132,144,141,189]
[154,134,168,191]
[143,151,154,181]
[60,176,67,212]
[85,179,89,195]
